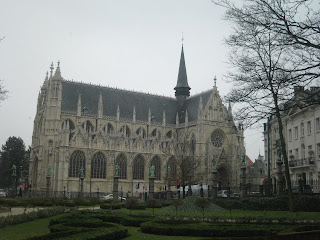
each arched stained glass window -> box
[133,155,144,180]
[69,150,86,177]
[115,154,127,179]
[91,152,106,179]
[106,123,114,135]
[211,129,224,148]
[150,156,161,180]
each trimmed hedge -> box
[213,195,320,212]
[27,211,128,240]
[0,207,67,228]
[94,213,153,227]
[140,220,281,237]
[0,198,103,208]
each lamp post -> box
[79,167,84,198]
[149,164,155,199]
[212,157,218,199]
[241,153,247,198]
[113,165,119,201]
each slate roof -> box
[179,90,212,123]
[61,80,179,124]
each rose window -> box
[211,129,224,148]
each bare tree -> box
[0,80,8,104]
[173,131,203,199]
[213,0,320,211]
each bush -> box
[29,212,128,240]
[165,196,224,213]
[0,207,66,228]
[100,203,122,210]
[140,220,275,237]
[72,198,92,206]
[213,195,320,212]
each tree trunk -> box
[272,92,293,211]
[182,186,186,199]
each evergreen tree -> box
[0,137,28,190]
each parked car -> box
[0,189,7,198]
[100,194,126,201]
[217,190,228,198]
[217,190,240,198]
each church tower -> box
[174,45,191,109]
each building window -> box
[133,155,144,180]
[150,156,161,180]
[301,123,304,137]
[307,121,312,135]
[294,127,298,139]
[211,129,224,148]
[301,145,305,160]
[309,172,313,186]
[91,152,106,179]
[317,144,320,158]
[115,154,127,179]
[69,150,86,177]
[288,129,292,141]
[316,118,320,132]
[295,149,299,160]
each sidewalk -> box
[0,207,43,217]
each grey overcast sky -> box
[0,0,264,160]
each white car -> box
[100,194,126,201]
[0,189,7,198]
[217,190,228,198]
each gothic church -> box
[29,45,246,196]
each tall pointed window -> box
[150,156,161,180]
[91,152,106,179]
[115,154,127,179]
[69,150,86,177]
[133,155,144,180]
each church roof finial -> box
[214,76,217,88]
[50,62,54,78]
[54,60,61,78]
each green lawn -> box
[0,207,319,240]
[115,207,320,220]
[0,217,50,240]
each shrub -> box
[0,207,66,228]
[29,212,128,240]
[140,220,283,237]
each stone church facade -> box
[29,46,246,196]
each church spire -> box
[174,45,190,97]
[53,61,61,78]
